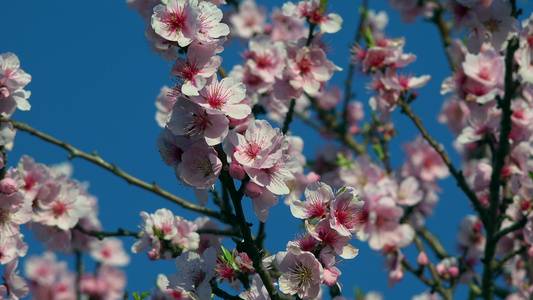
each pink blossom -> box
[33,183,92,231]
[0,190,31,237]
[402,135,449,182]
[246,154,300,195]
[282,0,343,34]
[89,237,131,267]
[157,127,193,168]
[269,8,307,43]
[177,142,222,200]
[0,235,27,265]
[144,23,180,61]
[329,186,364,236]
[167,98,229,146]
[239,275,270,300]
[155,86,177,127]
[172,42,222,96]
[1,259,28,300]
[275,250,324,298]
[151,0,201,47]
[196,1,229,43]
[0,52,31,117]
[243,35,287,83]
[290,181,333,219]
[151,274,191,299]
[395,176,424,206]
[80,265,126,300]
[228,120,286,169]
[286,44,340,96]
[229,0,267,39]
[190,76,251,119]
[168,247,217,300]
[306,218,359,259]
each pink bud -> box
[323,267,341,286]
[448,266,459,278]
[147,248,160,261]
[391,270,403,282]
[527,246,533,257]
[0,178,18,195]
[229,161,246,180]
[436,263,446,277]
[417,252,429,266]
[245,182,263,199]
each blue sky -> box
[0,0,509,298]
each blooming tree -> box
[1,0,533,300]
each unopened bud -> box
[417,252,428,266]
[0,178,18,195]
[245,182,263,199]
[229,161,246,180]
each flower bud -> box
[245,182,263,199]
[0,178,18,195]
[229,161,246,180]
[417,252,428,266]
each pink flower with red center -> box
[0,190,31,238]
[229,0,267,39]
[228,120,286,169]
[286,44,340,96]
[462,48,504,91]
[151,0,201,47]
[275,250,324,298]
[89,237,131,267]
[168,247,217,300]
[1,259,28,300]
[132,208,180,255]
[282,0,343,34]
[329,186,364,237]
[245,154,300,195]
[243,35,287,83]
[172,41,222,96]
[290,181,334,220]
[191,76,251,120]
[33,184,92,231]
[0,235,28,265]
[306,218,359,259]
[196,1,230,43]
[167,97,229,146]
[401,135,450,183]
[0,52,32,117]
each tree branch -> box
[4,118,227,222]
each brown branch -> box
[397,98,486,225]
[481,36,519,300]
[4,118,226,222]
[74,224,140,240]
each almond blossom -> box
[196,1,230,44]
[152,0,201,47]
[190,76,251,119]
[0,52,31,117]
[275,250,323,299]
[168,247,217,300]
[282,0,343,34]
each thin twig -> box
[74,224,140,240]
[397,99,486,224]
[340,0,368,136]
[4,118,226,222]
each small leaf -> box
[529,171,533,183]
[319,0,328,10]
[334,153,355,169]
[363,27,375,47]
[372,143,385,161]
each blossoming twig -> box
[74,224,140,240]
[397,97,486,225]
[481,36,520,300]
[340,0,368,136]
[3,118,226,222]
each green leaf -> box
[363,27,375,47]
[529,171,533,183]
[334,153,355,169]
[319,0,328,10]
[132,291,151,300]
[372,143,385,161]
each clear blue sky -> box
[1,0,507,298]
